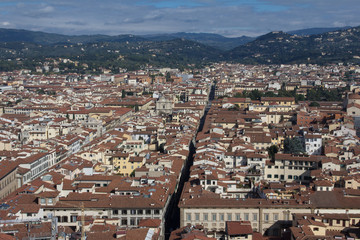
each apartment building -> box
[264,154,323,182]
[0,160,18,200]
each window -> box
[288,175,292,179]
[284,212,290,221]
[113,210,118,215]
[264,213,269,222]
[145,210,151,215]
[154,210,160,214]
[253,213,258,221]
[267,174,272,178]
[137,210,143,214]
[274,174,279,179]
[121,219,128,225]
[273,213,279,221]
[40,198,46,204]
[220,214,224,221]
[227,213,232,221]
[122,210,128,214]
[195,213,200,221]
[186,213,191,221]
[204,213,208,221]
[244,213,249,221]
[130,210,136,215]
[212,213,217,221]
[48,198,53,204]
[236,213,241,221]
[130,218,136,225]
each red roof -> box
[226,221,253,235]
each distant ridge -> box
[0,28,147,45]
[0,28,253,50]
[0,26,360,71]
[227,26,360,64]
[287,26,352,36]
[141,32,254,50]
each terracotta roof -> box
[226,221,253,235]
[138,218,161,228]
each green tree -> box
[309,101,320,107]
[264,91,276,97]
[165,72,172,82]
[283,137,305,154]
[267,145,278,161]
[121,89,126,98]
[248,89,263,100]
[295,94,305,103]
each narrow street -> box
[164,81,215,239]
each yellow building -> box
[260,97,295,106]
[111,153,145,176]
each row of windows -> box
[288,166,312,170]
[0,173,15,190]
[112,209,160,215]
[267,165,284,169]
[186,212,288,222]
[31,162,49,178]
[289,161,312,166]
[266,174,312,180]
[40,198,53,204]
[187,212,252,222]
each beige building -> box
[0,160,18,200]
[180,188,360,237]
[264,154,323,182]
[179,195,312,236]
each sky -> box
[0,0,359,37]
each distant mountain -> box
[0,36,223,71]
[0,28,148,45]
[1,26,360,72]
[142,32,254,50]
[228,26,360,64]
[287,26,352,36]
[0,28,253,50]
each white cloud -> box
[0,0,358,36]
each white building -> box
[304,134,322,155]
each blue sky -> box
[0,0,359,37]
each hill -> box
[142,32,254,50]
[227,26,360,64]
[0,28,252,50]
[1,26,360,72]
[0,37,223,72]
[287,26,352,36]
